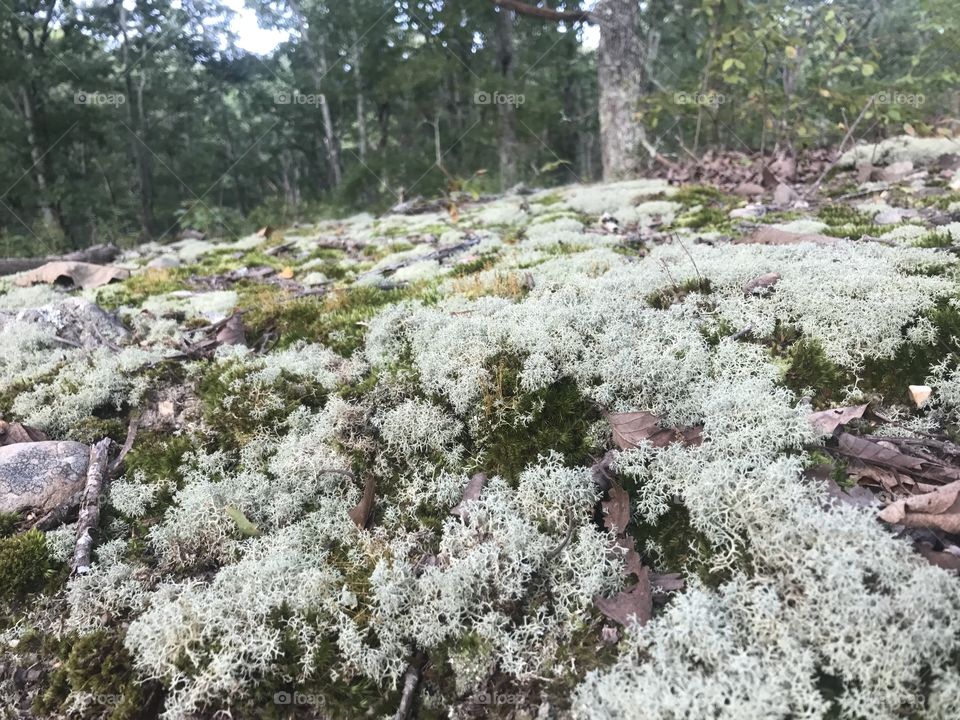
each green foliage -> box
[783,339,848,407]
[0,529,50,601]
[35,631,157,720]
[0,511,20,539]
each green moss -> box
[123,431,193,488]
[646,278,712,310]
[913,231,954,249]
[0,529,50,601]
[782,339,847,408]
[0,511,20,538]
[536,192,564,206]
[451,252,499,277]
[35,630,159,720]
[471,356,598,480]
[627,504,729,587]
[672,205,733,232]
[66,415,128,445]
[96,267,191,310]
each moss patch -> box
[0,529,51,602]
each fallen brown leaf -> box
[450,472,488,520]
[808,404,868,435]
[0,420,48,446]
[608,411,703,450]
[742,272,781,295]
[594,566,653,627]
[15,261,129,290]
[602,482,631,534]
[733,182,765,197]
[348,475,376,528]
[736,226,837,246]
[878,480,960,533]
[215,313,247,347]
[914,541,960,572]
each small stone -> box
[909,385,932,409]
[0,441,89,514]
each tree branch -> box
[491,0,594,24]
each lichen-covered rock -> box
[0,297,129,349]
[0,441,89,513]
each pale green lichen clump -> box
[4,176,960,719]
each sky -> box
[222,0,290,54]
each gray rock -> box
[0,298,129,349]
[147,255,181,270]
[0,441,89,514]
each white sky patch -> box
[223,0,290,55]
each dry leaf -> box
[742,272,781,295]
[594,566,653,627]
[348,475,376,528]
[450,472,488,520]
[736,226,836,246]
[256,226,273,238]
[880,160,915,182]
[761,165,779,189]
[772,183,798,206]
[278,266,295,279]
[808,404,868,435]
[878,479,960,533]
[15,261,130,290]
[733,182,765,197]
[215,314,247,347]
[650,572,685,592]
[602,483,631,534]
[914,541,960,572]
[0,420,48,446]
[909,385,932,409]
[608,411,703,450]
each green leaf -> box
[225,505,261,537]
[722,58,735,72]
[834,27,846,44]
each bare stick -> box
[807,95,875,196]
[72,438,112,575]
[108,410,142,478]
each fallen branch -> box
[108,410,142,478]
[71,438,113,575]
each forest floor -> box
[2,135,960,719]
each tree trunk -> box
[119,3,154,240]
[352,36,368,164]
[288,0,342,188]
[595,0,644,181]
[494,7,520,190]
[19,85,62,233]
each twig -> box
[806,95,875,196]
[730,324,754,341]
[545,506,577,560]
[393,651,428,720]
[108,410,142,478]
[71,438,112,575]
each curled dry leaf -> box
[15,261,130,290]
[594,566,653,627]
[608,411,703,451]
[838,432,960,486]
[742,272,781,296]
[735,226,837,246]
[0,420,48,446]
[450,472,488,520]
[348,475,376,528]
[602,482,630,534]
[808,404,868,435]
[215,313,248,347]
[878,480,960,533]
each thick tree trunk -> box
[595,0,644,181]
[494,7,519,190]
[19,85,62,233]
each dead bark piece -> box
[15,261,129,290]
[650,572,685,592]
[393,651,428,720]
[736,226,837,246]
[594,566,653,627]
[808,404,869,435]
[348,475,376,528]
[742,272,781,296]
[878,480,960,533]
[450,472,488,520]
[71,438,112,575]
[608,411,703,450]
[108,411,142,478]
[602,482,630,534]
[837,432,960,485]
[0,421,48,446]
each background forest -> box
[1,0,958,253]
